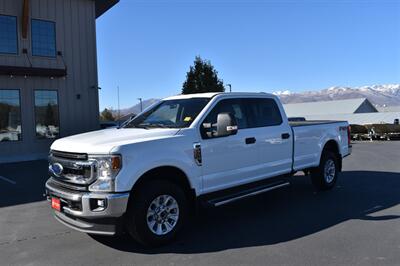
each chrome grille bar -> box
[49,151,97,185]
[50,150,88,160]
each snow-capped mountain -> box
[273,84,400,107]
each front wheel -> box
[125,180,188,247]
[311,151,339,190]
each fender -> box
[111,132,202,194]
[317,132,341,164]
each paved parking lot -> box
[0,141,399,266]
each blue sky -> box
[96,0,400,110]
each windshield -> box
[123,98,210,129]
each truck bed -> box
[289,120,350,172]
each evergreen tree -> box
[182,56,225,94]
[100,108,115,121]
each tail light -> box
[347,125,351,146]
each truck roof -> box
[164,92,275,100]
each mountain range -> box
[112,99,160,117]
[274,84,400,107]
[114,84,400,116]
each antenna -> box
[117,86,121,125]
[138,98,143,113]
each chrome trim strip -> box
[212,182,290,207]
[51,150,88,160]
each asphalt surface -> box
[0,141,399,266]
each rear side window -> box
[245,98,282,127]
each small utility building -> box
[284,98,378,117]
[0,0,119,163]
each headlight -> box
[88,155,122,192]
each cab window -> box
[245,98,282,127]
[201,99,248,138]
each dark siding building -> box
[0,0,118,163]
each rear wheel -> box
[311,151,339,190]
[126,180,188,247]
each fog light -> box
[90,198,107,212]
[97,199,105,208]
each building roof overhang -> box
[95,0,119,18]
[0,65,67,78]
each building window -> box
[0,90,22,142]
[34,90,59,139]
[31,19,56,57]
[0,15,18,54]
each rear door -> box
[244,98,293,177]
[199,98,263,193]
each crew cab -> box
[45,92,351,246]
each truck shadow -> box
[0,160,48,208]
[91,170,400,254]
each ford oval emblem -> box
[50,163,64,177]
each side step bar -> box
[208,182,290,207]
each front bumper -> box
[45,178,130,235]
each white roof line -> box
[164,92,275,100]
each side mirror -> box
[216,112,238,137]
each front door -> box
[200,98,262,193]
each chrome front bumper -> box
[45,178,130,235]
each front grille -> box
[48,177,88,192]
[49,150,97,186]
[62,166,92,178]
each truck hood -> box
[51,128,180,154]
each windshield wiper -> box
[143,123,169,128]
[124,124,150,129]
[125,123,179,129]
[138,123,178,129]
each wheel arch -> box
[321,139,342,171]
[129,165,196,207]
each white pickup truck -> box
[46,92,351,246]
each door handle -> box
[245,137,256,144]
[281,133,290,139]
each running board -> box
[208,182,290,207]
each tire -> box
[311,151,339,191]
[125,179,188,247]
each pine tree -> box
[100,108,115,121]
[182,56,225,94]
